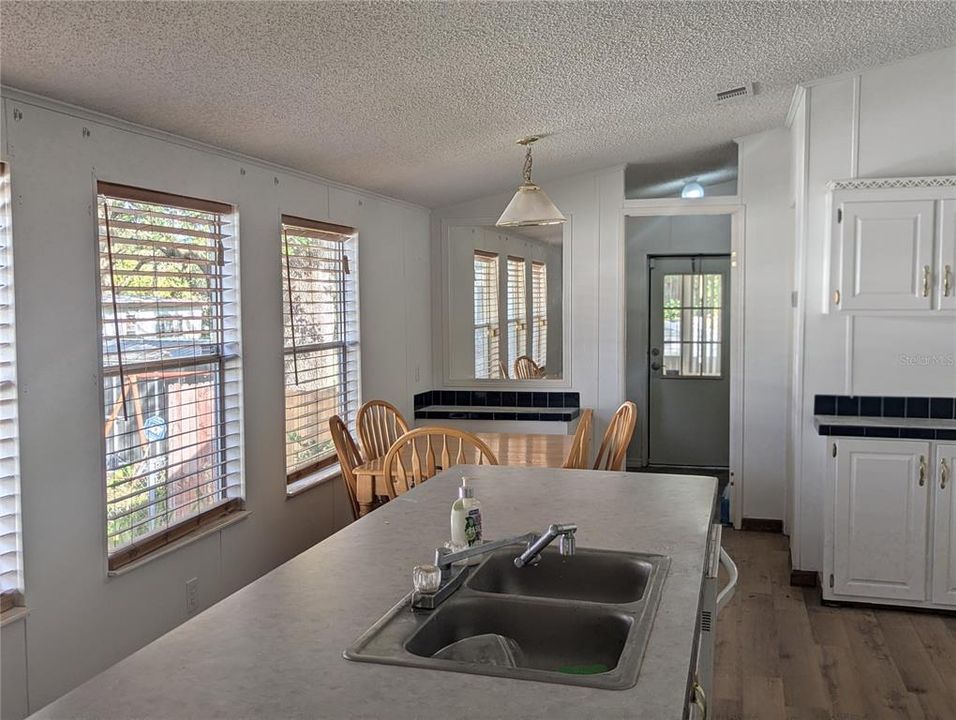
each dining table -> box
[352,430,576,516]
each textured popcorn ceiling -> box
[1,1,954,208]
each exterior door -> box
[939,200,956,310]
[833,438,930,602]
[932,443,956,606]
[836,199,935,310]
[648,256,730,467]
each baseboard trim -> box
[740,517,784,533]
[789,570,819,588]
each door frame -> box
[622,200,745,528]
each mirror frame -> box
[438,216,573,388]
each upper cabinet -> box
[826,177,956,313]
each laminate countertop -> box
[31,467,718,720]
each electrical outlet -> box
[185,577,199,615]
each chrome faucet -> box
[412,523,577,610]
[514,523,577,567]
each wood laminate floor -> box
[713,529,956,720]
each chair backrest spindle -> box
[382,427,499,497]
[593,401,637,472]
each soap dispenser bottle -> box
[450,477,482,565]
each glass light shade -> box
[681,181,705,199]
[496,183,567,227]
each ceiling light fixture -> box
[496,136,567,228]
[681,181,705,199]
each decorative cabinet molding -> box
[825,176,956,314]
[825,437,956,609]
[826,175,956,191]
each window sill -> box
[1,605,29,628]
[107,510,252,577]
[286,463,341,499]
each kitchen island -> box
[31,467,717,720]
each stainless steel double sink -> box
[344,546,670,689]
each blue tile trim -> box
[414,407,579,422]
[818,425,955,440]
[413,390,581,419]
[814,394,956,420]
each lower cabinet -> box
[826,438,955,608]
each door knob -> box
[650,361,662,371]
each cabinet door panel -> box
[939,200,956,310]
[833,439,930,601]
[933,443,956,606]
[837,199,935,310]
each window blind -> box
[0,162,23,609]
[531,261,548,369]
[473,251,500,379]
[507,256,527,373]
[97,182,242,569]
[281,215,359,480]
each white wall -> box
[433,134,793,523]
[624,214,733,466]
[790,46,956,572]
[0,92,431,718]
[737,128,794,522]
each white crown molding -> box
[826,175,956,191]
[0,85,429,213]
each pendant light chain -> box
[523,144,534,184]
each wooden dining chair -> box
[381,427,499,499]
[514,355,543,379]
[593,401,637,472]
[356,399,410,461]
[329,415,364,521]
[498,360,510,379]
[562,408,594,470]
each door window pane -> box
[661,272,723,377]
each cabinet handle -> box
[945,265,953,297]
[942,458,950,490]
[692,680,707,720]
[919,455,926,487]
[833,289,841,305]
[922,265,931,297]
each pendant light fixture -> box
[496,136,566,228]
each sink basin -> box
[406,596,632,673]
[345,547,670,689]
[467,547,654,604]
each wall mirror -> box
[442,220,569,384]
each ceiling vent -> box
[715,83,754,102]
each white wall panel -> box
[792,46,956,572]
[0,94,430,717]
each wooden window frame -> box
[531,261,548,369]
[473,250,500,380]
[0,161,23,606]
[97,182,243,572]
[281,215,359,483]
[506,255,528,372]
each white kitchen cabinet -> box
[939,200,956,311]
[834,199,935,310]
[932,443,956,606]
[831,438,930,602]
[825,177,956,313]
